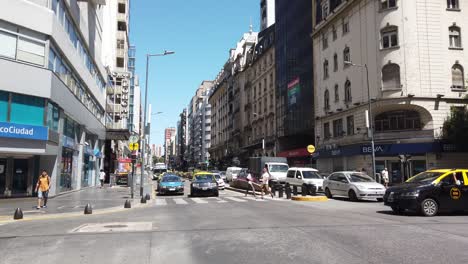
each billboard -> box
[287,77,300,106]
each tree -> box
[442,106,468,150]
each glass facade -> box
[60,148,74,192]
[10,93,44,126]
[275,0,314,149]
[47,102,60,131]
[0,91,8,122]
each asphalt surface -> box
[1,180,468,264]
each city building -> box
[312,0,468,181]
[154,145,163,159]
[260,0,275,31]
[128,45,141,135]
[176,108,188,169]
[275,0,315,166]
[164,127,176,166]
[0,0,108,197]
[242,24,276,159]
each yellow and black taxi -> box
[383,169,468,216]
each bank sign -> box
[0,122,48,141]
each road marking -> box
[243,196,267,201]
[73,205,81,209]
[224,197,247,202]
[57,206,65,210]
[191,198,209,204]
[173,198,188,205]
[155,199,167,206]
[207,197,228,203]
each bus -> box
[153,163,168,180]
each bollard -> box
[293,185,298,196]
[145,194,151,201]
[13,208,23,220]
[271,184,276,197]
[124,200,132,208]
[84,203,92,214]
[302,184,308,196]
[278,185,284,198]
[140,196,147,204]
[286,185,292,199]
[308,184,317,196]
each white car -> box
[284,167,324,192]
[225,167,242,182]
[213,173,225,190]
[323,171,386,201]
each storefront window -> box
[10,93,44,126]
[60,148,73,192]
[47,102,60,131]
[0,91,8,122]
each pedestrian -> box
[245,170,257,198]
[99,169,106,188]
[35,170,51,209]
[381,168,389,188]
[261,167,273,199]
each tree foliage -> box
[442,107,468,150]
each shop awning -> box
[106,129,130,140]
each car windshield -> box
[407,171,445,183]
[214,175,221,180]
[232,169,241,174]
[302,171,322,179]
[195,175,214,181]
[269,165,289,173]
[348,173,374,182]
[162,176,180,182]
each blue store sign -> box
[0,122,48,141]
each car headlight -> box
[400,191,419,197]
[355,185,367,191]
[192,183,200,188]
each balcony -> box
[116,48,127,57]
[106,104,122,113]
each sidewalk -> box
[0,173,154,219]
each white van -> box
[284,167,324,192]
[225,167,242,182]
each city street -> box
[1,180,468,264]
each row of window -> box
[323,116,354,139]
[323,47,350,79]
[51,0,105,91]
[0,25,46,66]
[324,80,352,110]
[48,47,106,123]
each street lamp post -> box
[345,61,376,178]
[141,51,174,197]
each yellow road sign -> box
[129,143,139,151]
[307,145,316,154]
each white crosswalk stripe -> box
[173,198,188,205]
[224,197,247,202]
[155,199,167,206]
[207,197,228,203]
[191,198,209,204]
[242,196,267,201]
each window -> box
[118,3,126,13]
[447,0,459,10]
[449,26,462,48]
[116,57,124,67]
[382,63,401,89]
[0,30,17,59]
[333,53,338,72]
[343,47,350,65]
[322,34,328,49]
[346,115,354,135]
[342,19,350,35]
[117,39,125,49]
[322,1,329,17]
[333,119,343,137]
[0,91,8,122]
[324,90,330,110]
[451,64,465,89]
[381,0,397,10]
[375,110,422,132]
[324,122,331,139]
[344,80,352,103]
[334,84,339,102]
[117,21,127,31]
[323,60,329,79]
[17,37,45,65]
[332,25,337,40]
[47,102,60,131]
[10,94,44,126]
[381,26,399,49]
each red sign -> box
[277,148,310,158]
[287,77,300,90]
[118,158,132,163]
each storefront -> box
[277,148,316,167]
[60,135,77,193]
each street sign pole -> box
[131,159,135,199]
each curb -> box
[291,196,329,202]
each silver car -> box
[323,171,386,202]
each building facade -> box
[260,0,275,31]
[275,0,315,166]
[0,0,108,197]
[175,108,188,169]
[164,127,176,166]
[313,0,468,182]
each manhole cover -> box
[103,224,127,228]
[71,222,152,233]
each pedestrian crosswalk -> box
[151,196,277,206]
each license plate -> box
[169,188,175,191]
[202,187,208,190]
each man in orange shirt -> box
[35,170,51,209]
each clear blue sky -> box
[130,0,260,148]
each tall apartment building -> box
[192,90,212,167]
[312,0,468,181]
[0,0,108,197]
[164,127,176,165]
[102,0,132,174]
[260,0,275,31]
[128,45,140,134]
[176,108,188,169]
[275,0,315,166]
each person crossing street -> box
[261,167,274,199]
[35,170,51,209]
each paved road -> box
[1,181,468,264]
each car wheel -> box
[377,198,384,202]
[215,192,219,197]
[420,198,438,217]
[348,190,358,202]
[325,188,333,198]
[391,206,403,214]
